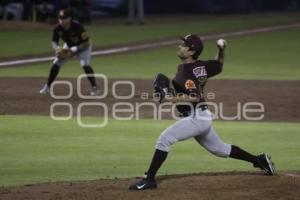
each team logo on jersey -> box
[193,66,207,78]
[81,32,89,40]
[185,80,196,90]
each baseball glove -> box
[55,48,73,59]
[153,73,174,102]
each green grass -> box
[1,12,300,58]
[0,115,299,186]
[1,27,300,80]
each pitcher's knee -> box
[208,143,231,158]
[155,134,177,152]
[80,60,90,67]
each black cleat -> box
[254,153,275,175]
[129,178,157,190]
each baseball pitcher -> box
[129,34,275,190]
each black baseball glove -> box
[153,73,174,102]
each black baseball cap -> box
[180,34,204,58]
[58,9,71,19]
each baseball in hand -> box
[217,39,226,48]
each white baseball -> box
[217,39,226,48]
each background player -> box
[129,34,275,190]
[39,9,97,95]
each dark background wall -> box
[141,0,300,14]
[90,0,300,17]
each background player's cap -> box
[58,9,71,19]
[180,34,204,58]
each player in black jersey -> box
[129,34,275,190]
[40,9,97,95]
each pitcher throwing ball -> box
[39,9,97,95]
[129,34,275,190]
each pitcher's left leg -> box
[129,116,211,190]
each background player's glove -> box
[153,73,174,103]
[55,48,73,59]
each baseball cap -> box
[180,34,204,58]
[58,9,71,19]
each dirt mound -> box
[0,77,299,122]
[0,171,299,200]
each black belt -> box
[179,105,208,118]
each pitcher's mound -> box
[1,171,299,200]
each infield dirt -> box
[0,77,299,122]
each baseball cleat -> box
[39,84,50,94]
[129,178,157,190]
[254,153,275,175]
[90,86,98,96]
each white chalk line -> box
[0,23,299,67]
